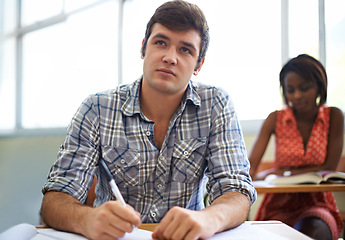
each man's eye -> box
[155,40,166,46]
[181,47,192,54]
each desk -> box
[254,182,345,193]
[138,223,157,232]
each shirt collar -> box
[185,80,202,107]
[282,105,327,126]
[121,78,142,117]
[121,78,201,117]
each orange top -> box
[255,106,343,239]
[275,105,329,168]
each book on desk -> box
[263,170,345,185]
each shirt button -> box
[183,151,189,156]
[157,184,163,189]
[151,212,156,218]
[120,159,125,164]
[146,131,151,136]
[159,155,165,161]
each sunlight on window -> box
[0,39,15,129]
[195,0,282,120]
[325,0,345,111]
[123,0,282,120]
[289,0,319,58]
[21,0,64,26]
[21,1,119,128]
[1,0,345,130]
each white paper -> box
[33,227,153,240]
[252,180,274,187]
[120,228,153,240]
[3,221,310,240]
[33,229,87,240]
[208,222,289,240]
[0,223,37,240]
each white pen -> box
[99,159,138,229]
[99,159,126,206]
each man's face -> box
[141,23,204,96]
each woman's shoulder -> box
[266,110,278,120]
[269,108,290,121]
[329,106,344,124]
[261,111,278,133]
[329,106,344,114]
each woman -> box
[249,54,344,240]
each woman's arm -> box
[324,106,344,170]
[249,111,276,179]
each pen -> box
[99,159,126,206]
[100,159,138,229]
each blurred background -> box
[0,0,344,232]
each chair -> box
[336,156,345,238]
[86,177,97,207]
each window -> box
[0,0,16,129]
[0,0,119,129]
[0,0,344,133]
[325,0,345,110]
[21,2,119,128]
[289,0,319,58]
[122,0,282,120]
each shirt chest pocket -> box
[102,146,141,187]
[171,137,207,183]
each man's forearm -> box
[41,191,142,239]
[41,191,90,234]
[207,191,251,232]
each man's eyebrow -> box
[152,33,170,41]
[152,33,198,52]
[181,41,197,52]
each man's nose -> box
[162,47,177,65]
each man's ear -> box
[140,39,145,59]
[194,58,205,76]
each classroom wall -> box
[0,135,65,232]
[0,133,344,232]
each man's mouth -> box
[157,68,176,76]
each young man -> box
[41,1,256,239]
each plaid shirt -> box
[43,78,256,223]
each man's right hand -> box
[41,191,141,240]
[82,200,141,239]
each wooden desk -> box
[138,223,158,232]
[254,182,345,193]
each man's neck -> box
[140,83,186,122]
[140,80,187,149]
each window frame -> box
[0,0,341,137]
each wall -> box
[0,134,344,232]
[0,136,65,232]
